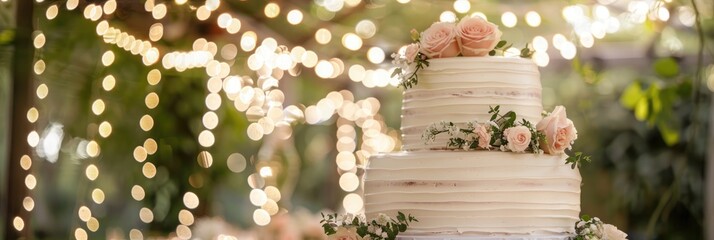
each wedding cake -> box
[363,16,583,240]
[363,57,581,239]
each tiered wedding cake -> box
[363,56,581,239]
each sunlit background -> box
[0,0,712,239]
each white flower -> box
[603,224,627,240]
[374,228,383,236]
[576,221,585,228]
[448,125,459,136]
[376,213,390,225]
[381,232,388,238]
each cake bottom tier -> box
[364,151,581,237]
[396,234,572,240]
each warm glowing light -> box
[149,23,164,42]
[247,123,264,141]
[227,153,247,173]
[315,28,332,45]
[341,33,362,51]
[25,174,37,190]
[202,111,219,130]
[501,12,517,28]
[98,121,112,138]
[91,99,105,115]
[20,155,32,170]
[525,11,541,27]
[178,209,195,226]
[129,229,143,239]
[453,0,470,13]
[367,47,385,64]
[183,192,200,209]
[144,138,158,155]
[34,60,45,75]
[147,69,161,85]
[75,228,88,240]
[142,162,157,178]
[86,164,99,181]
[145,92,159,109]
[103,0,116,15]
[46,4,59,19]
[196,6,211,21]
[23,197,34,211]
[315,60,334,78]
[440,11,457,23]
[27,107,38,123]
[240,31,257,52]
[33,33,46,49]
[139,207,154,223]
[343,193,363,213]
[339,172,359,192]
[78,206,92,222]
[262,199,279,215]
[264,3,280,18]
[173,225,191,240]
[559,41,577,59]
[87,217,99,232]
[13,217,24,231]
[102,75,116,91]
[133,146,148,162]
[264,186,281,201]
[139,115,154,131]
[152,3,167,20]
[36,84,48,99]
[253,209,271,226]
[91,188,105,204]
[197,151,213,168]
[86,140,100,157]
[250,189,268,206]
[131,185,145,201]
[287,9,303,25]
[336,152,356,170]
[355,20,376,39]
[301,51,318,68]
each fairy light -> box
[501,11,517,28]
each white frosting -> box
[401,57,542,151]
[363,151,581,237]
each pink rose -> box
[455,16,502,56]
[404,43,419,64]
[328,227,361,240]
[536,106,578,154]
[474,124,491,149]
[419,22,460,58]
[503,126,531,153]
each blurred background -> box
[0,0,712,239]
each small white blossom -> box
[576,221,585,228]
[374,228,383,236]
[381,232,388,238]
[376,213,390,225]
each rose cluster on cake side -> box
[391,16,534,88]
[573,215,628,240]
[422,105,591,168]
[320,212,417,240]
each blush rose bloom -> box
[474,124,491,149]
[536,106,578,154]
[328,226,361,240]
[419,22,460,58]
[404,43,420,64]
[455,16,502,56]
[503,126,531,153]
[603,224,628,240]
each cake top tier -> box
[400,57,543,151]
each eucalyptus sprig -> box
[392,54,429,89]
[320,212,418,240]
[489,40,535,58]
[565,151,592,169]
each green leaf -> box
[620,82,643,109]
[391,68,402,78]
[634,98,649,121]
[653,58,679,78]
[658,123,680,146]
[648,84,662,116]
[581,215,591,221]
[496,40,507,48]
[489,50,496,56]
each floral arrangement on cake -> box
[573,215,628,240]
[320,212,417,240]
[391,16,534,88]
[422,105,591,168]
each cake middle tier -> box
[364,151,581,236]
[401,57,542,151]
